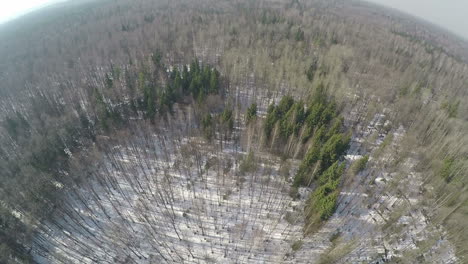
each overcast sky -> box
[365,0,468,39]
[0,0,467,39]
[0,0,64,24]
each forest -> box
[0,0,467,263]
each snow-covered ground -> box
[32,113,314,263]
[31,90,458,263]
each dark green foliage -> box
[301,135,349,231]
[351,155,369,175]
[304,163,345,233]
[295,28,305,41]
[294,128,324,187]
[293,149,319,186]
[262,87,349,190]
[264,104,278,140]
[159,92,171,114]
[440,158,456,182]
[3,112,30,141]
[258,88,350,232]
[145,85,157,119]
[330,34,339,45]
[220,108,234,132]
[305,180,339,225]
[105,72,113,88]
[291,240,303,251]
[0,95,99,263]
[201,113,214,141]
[125,69,136,96]
[399,85,410,97]
[306,57,318,81]
[132,60,221,121]
[229,26,238,35]
[182,65,190,93]
[209,69,220,94]
[0,58,220,262]
[262,85,349,194]
[325,117,343,139]
[112,65,121,80]
[319,133,350,169]
[151,49,163,67]
[30,133,67,171]
[172,68,183,98]
[277,95,295,114]
[289,186,300,199]
[0,207,33,264]
[279,101,306,140]
[317,161,346,186]
[291,102,306,134]
[144,14,155,23]
[264,84,341,147]
[305,103,325,129]
[320,102,337,126]
[138,72,146,92]
[245,103,257,124]
[1,0,467,260]
[178,60,221,102]
[264,96,295,140]
[94,89,122,130]
[310,82,327,105]
[442,100,459,118]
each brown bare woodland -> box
[0,0,467,263]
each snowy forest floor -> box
[32,99,457,263]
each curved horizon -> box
[365,0,468,40]
[1,0,467,41]
[0,0,68,24]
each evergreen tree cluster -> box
[263,86,350,185]
[179,60,221,103]
[306,57,318,82]
[96,58,222,128]
[245,103,257,124]
[263,86,350,232]
[440,157,459,183]
[304,161,345,233]
[201,107,234,141]
[0,57,222,262]
[264,83,346,156]
[144,59,220,116]
[295,28,305,41]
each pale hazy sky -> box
[365,0,468,39]
[0,0,62,24]
[0,0,467,39]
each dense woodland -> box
[0,0,467,263]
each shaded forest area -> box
[0,0,468,263]
[0,51,224,262]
